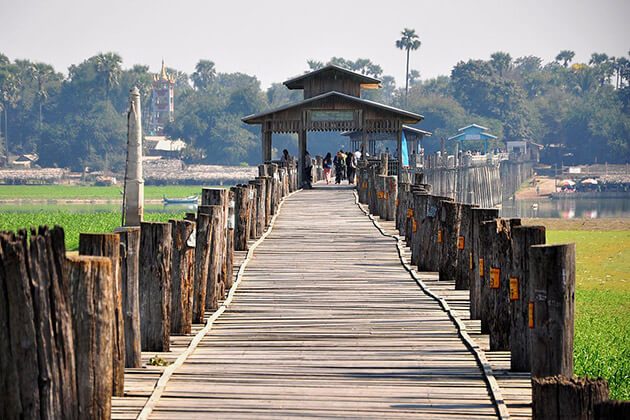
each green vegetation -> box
[0,210,185,251]
[0,185,205,200]
[547,230,630,400]
[1,47,628,171]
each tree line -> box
[0,48,628,172]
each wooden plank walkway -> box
[146,185,499,419]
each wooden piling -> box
[192,213,212,324]
[115,227,142,369]
[385,175,397,221]
[199,205,222,311]
[169,219,195,335]
[532,376,609,420]
[202,188,228,298]
[78,233,125,397]
[233,185,251,251]
[510,225,546,372]
[454,203,478,290]
[469,208,499,322]
[0,233,41,419]
[67,255,113,420]
[139,222,172,352]
[530,243,576,378]
[438,201,463,282]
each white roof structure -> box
[154,139,186,152]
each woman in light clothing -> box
[322,152,333,184]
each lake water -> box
[500,197,630,219]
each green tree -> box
[191,60,216,91]
[95,53,122,100]
[490,52,512,77]
[395,28,422,102]
[555,50,575,67]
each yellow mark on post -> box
[469,251,473,270]
[528,302,534,328]
[479,258,484,277]
[490,267,500,289]
[437,229,443,243]
[412,218,418,233]
[406,208,414,218]
[362,182,367,189]
[395,199,399,207]
[509,277,519,301]
[457,236,465,250]
[377,191,384,199]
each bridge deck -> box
[147,185,499,418]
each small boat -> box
[163,195,199,205]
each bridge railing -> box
[356,163,629,419]
[0,162,297,420]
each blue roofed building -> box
[447,124,498,153]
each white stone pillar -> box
[124,87,144,226]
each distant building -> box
[448,124,498,153]
[506,140,542,161]
[148,60,175,135]
[12,153,39,168]
[143,135,186,158]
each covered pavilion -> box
[242,65,425,185]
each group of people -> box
[322,149,361,185]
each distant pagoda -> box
[148,60,175,135]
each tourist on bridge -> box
[323,152,333,184]
[346,150,357,184]
[334,150,346,184]
[303,150,313,189]
[281,149,291,167]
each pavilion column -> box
[361,130,368,162]
[298,128,307,187]
[396,128,403,181]
[261,127,272,163]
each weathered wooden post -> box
[385,175,397,221]
[510,225,546,372]
[123,86,144,227]
[252,178,266,237]
[469,207,499,322]
[532,376,609,420]
[410,191,428,266]
[0,233,42,419]
[169,219,195,335]
[202,188,228,297]
[479,218,520,348]
[67,255,113,420]
[139,222,172,352]
[198,205,223,311]
[115,226,142,368]
[192,213,212,323]
[438,201,463,281]
[530,243,576,377]
[225,193,235,291]
[454,203,478,290]
[246,182,257,240]
[78,233,125,397]
[232,185,251,251]
[376,175,387,218]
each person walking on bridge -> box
[346,151,357,184]
[303,150,313,189]
[323,152,333,184]
[333,150,346,184]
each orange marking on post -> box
[479,258,484,277]
[490,267,500,289]
[457,236,465,250]
[437,229,442,243]
[509,277,519,301]
[528,302,534,328]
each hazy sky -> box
[1,0,628,88]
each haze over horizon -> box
[1,0,629,88]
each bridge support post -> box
[169,220,195,335]
[192,213,212,323]
[469,208,499,322]
[78,233,125,397]
[529,243,576,378]
[510,225,546,372]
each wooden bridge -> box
[132,185,502,418]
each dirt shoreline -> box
[0,199,165,204]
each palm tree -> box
[490,52,512,77]
[191,60,216,91]
[27,63,54,129]
[555,50,575,67]
[395,28,421,103]
[95,52,122,100]
[0,72,21,156]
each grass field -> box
[546,230,629,400]
[0,185,212,200]
[0,210,186,251]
